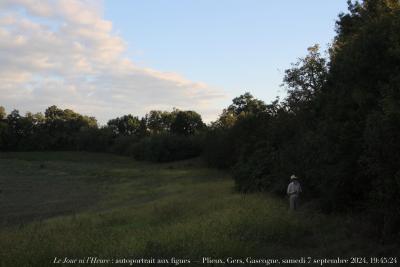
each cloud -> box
[0,0,226,123]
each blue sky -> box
[0,0,349,123]
[104,0,348,105]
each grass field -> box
[0,152,398,267]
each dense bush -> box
[110,135,139,156]
[203,128,235,168]
[130,133,203,162]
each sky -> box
[0,0,348,124]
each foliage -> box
[203,0,400,240]
[227,92,268,116]
[0,105,206,163]
[145,110,176,134]
[0,106,5,120]
[204,93,271,168]
[130,133,203,162]
[170,110,205,136]
[203,128,236,168]
[211,92,268,129]
[282,44,328,113]
[107,114,142,136]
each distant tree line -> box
[1,0,399,240]
[0,106,205,162]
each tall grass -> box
[0,152,397,267]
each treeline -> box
[1,0,400,240]
[0,106,205,162]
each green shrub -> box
[130,134,203,162]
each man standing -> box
[287,174,302,211]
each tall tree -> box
[171,110,205,136]
[146,110,175,134]
[283,44,328,112]
[0,106,6,120]
[227,92,267,116]
[107,115,141,136]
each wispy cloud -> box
[0,0,226,123]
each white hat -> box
[290,174,298,180]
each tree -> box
[327,0,400,116]
[211,109,237,129]
[0,106,8,149]
[212,92,268,129]
[43,106,98,149]
[282,44,328,111]
[5,110,23,149]
[0,106,6,120]
[0,121,8,149]
[146,110,175,134]
[171,110,205,136]
[227,92,267,116]
[44,105,64,121]
[107,115,141,136]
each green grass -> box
[0,152,398,267]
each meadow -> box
[0,152,397,267]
